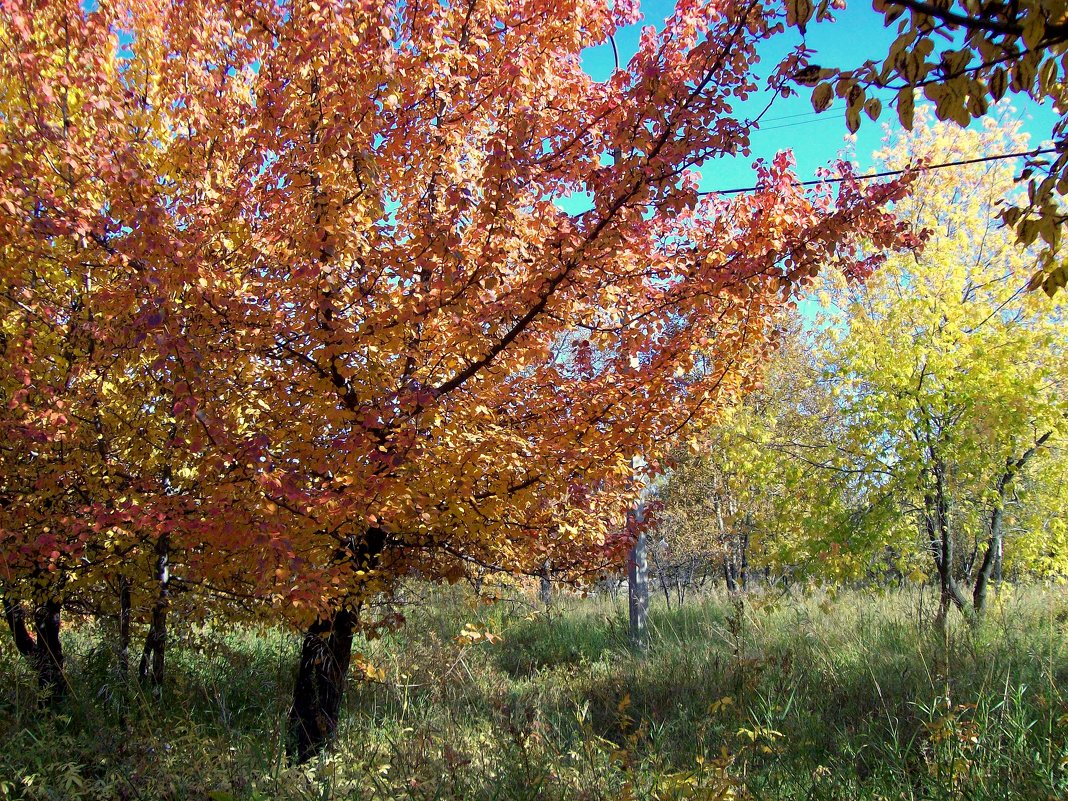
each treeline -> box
[651,117,1068,625]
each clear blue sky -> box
[579,0,1060,194]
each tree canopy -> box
[0,2,917,743]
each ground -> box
[1,584,1066,800]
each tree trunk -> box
[697,561,711,590]
[738,531,750,591]
[723,557,738,593]
[650,548,672,610]
[974,432,1051,616]
[679,556,695,606]
[3,597,68,703]
[288,607,356,763]
[32,600,65,701]
[935,568,969,629]
[963,541,979,583]
[972,504,1003,617]
[628,525,649,651]
[118,577,132,681]
[930,460,968,629]
[287,525,387,763]
[139,533,169,689]
[538,560,552,609]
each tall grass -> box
[1,584,1065,799]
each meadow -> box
[1,584,1066,800]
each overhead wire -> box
[701,147,1060,196]
[754,108,829,123]
[752,113,846,132]
[743,85,900,126]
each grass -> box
[1,583,1066,799]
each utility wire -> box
[701,147,1059,196]
[752,107,848,124]
[753,108,828,123]
[753,113,846,132]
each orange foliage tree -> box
[0,0,914,757]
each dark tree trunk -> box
[118,577,132,681]
[3,597,68,703]
[139,533,169,689]
[288,608,356,764]
[963,542,979,583]
[972,504,1003,617]
[738,531,750,591]
[928,460,968,629]
[539,560,552,609]
[697,561,711,590]
[650,548,672,610]
[287,525,387,763]
[31,600,65,701]
[723,557,738,593]
[678,556,695,606]
[935,569,969,630]
[3,597,36,657]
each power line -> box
[755,108,829,123]
[702,147,1059,196]
[753,113,845,132]
[748,85,901,125]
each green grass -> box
[1,584,1067,799]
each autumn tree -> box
[811,115,1068,625]
[0,0,917,758]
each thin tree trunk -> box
[118,577,132,681]
[139,532,169,689]
[3,597,68,703]
[697,562,711,590]
[738,530,750,591]
[931,460,968,628]
[723,557,738,593]
[974,431,1052,615]
[972,504,1003,617]
[650,548,672,610]
[678,557,693,606]
[539,560,552,609]
[963,541,979,583]
[628,526,649,651]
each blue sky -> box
[579,0,1060,194]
